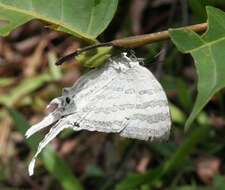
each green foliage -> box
[85,165,103,178]
[0,72,52,106]
[188,0,207,21]
[213,173,225,190]
[176,78,193,111]
[0,0,118,43]
[188,0,225,21]
[48,51,62,80]
[116,125,210,190]
[0,77,14,87]
[1,1,225,190]
[76,47,112,68]
[8,108,84,190]
[169,102,186,125]
[169,6,225,130]
[0,52,61,107]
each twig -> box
[55,22,208,65]
[112,22,207,47]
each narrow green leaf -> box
[188,0,207,21]
[48,51,62,80]
[7,108,84,190]
[176,78,192,110]
[0,0,118,42]
[213,173,225,190]
[85,165,103,177]
[0,77,14,87]
[174,186,211,190]
[116,125,210,190]
[169,6,225,130]
[169,102,186,125]
[146,141,177,158]
[0,72,52,106]
[163,125,209,173]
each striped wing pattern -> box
[26,53,171,176]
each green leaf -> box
[174,186,211,190]
[48,51,62,80]
[0,0,118,42]
[213,173,225,190]
[0,77,14,87]
[169,6,225,130]
[176,78,192,111]
[169,102,186,125]
[7,108,84,190]
[188,0,207,21]
[76,46,112,68]
[0,72,52,106]
[85,165,103,177]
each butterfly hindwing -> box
[119,64,171,141]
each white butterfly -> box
[26,52,171,176]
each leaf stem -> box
[56,22,208,65]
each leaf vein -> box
[87,2,95,34]
[209,46,217,90]
[189,36,225,52]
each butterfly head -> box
[46,95,75,115]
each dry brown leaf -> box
[0,115,11,161]
[209,113,225,130]
[196,156,221,184]
[136,156,151,173]
[59,139,77,156]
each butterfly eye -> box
[73,122,80,127]
[66,97,71,104]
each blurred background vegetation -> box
[0,0,225,190]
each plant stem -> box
[56,22,208,65]
[111,22,208,47]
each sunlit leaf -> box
[76,46,112,68]
[0,0,118,43]
[169,6,225,129]
[48,51,62,80]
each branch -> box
[56,22,208,65]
